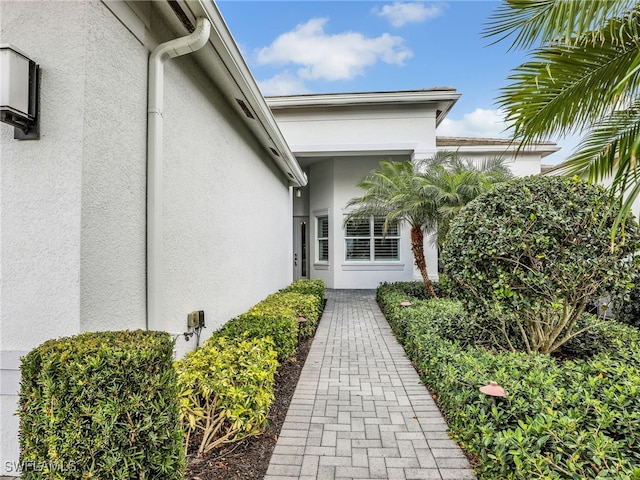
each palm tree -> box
[345,160,439,298]
[484,1,640,232]
[419,152,513,246]
[345,153,512,298]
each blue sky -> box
[217,1,577,164]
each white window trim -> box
[314,210,330,265]
[343,215,401,263]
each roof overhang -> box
[149,0,307,187]
[437,136,560,158]
[267,89,461,127]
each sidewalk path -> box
[265,289,476,480]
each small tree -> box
[443,176,640,354]
[345,160,439,298]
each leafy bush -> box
[377,280,441,301]
[19,330,184,480]
[175,336,277,457]
[378,285,640,480]
[443,175,640,353]
[257,292,321,338]
[219,312,298,362]
[611,273,640,329]
[281,279,325,306]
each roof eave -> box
[165,0,307,187]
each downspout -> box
[147,17,211,330]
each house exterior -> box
[269,94,559,289]
[0,1,305,474]
[0,0,559,474]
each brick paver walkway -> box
[265,289,476,480]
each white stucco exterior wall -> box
[0,0,297,472]
[275,104,437,156]
[80,1,148,333]
[306,156,416,289]
[161,54,293,354]
[1,3,89,472]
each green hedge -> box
[280,279,325,306]
[19,330,184,480]
[378,284,640,480]
[175,336,277,457]
[258,291,321,338]
[218,311,298,361]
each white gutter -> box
[147,17,211,330]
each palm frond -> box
[484,0,637,50]
[499,40,640,143]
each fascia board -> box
[173,0,307,186]
[439,143,561,158]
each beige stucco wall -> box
[0,1,294,473]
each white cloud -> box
[373,2,443,27]
[437,108,511,138]
[256,18,412,82]
[258,71,310,96]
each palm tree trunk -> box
[411,225,438,298]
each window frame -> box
[344,215,401,262]
[316,214,329,263]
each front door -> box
[293,216,309,280]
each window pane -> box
[345,218,370,237]
[318,239,329,261]
[373,217,399,237]
[345,238,371,260]
[318,216,329,238]
[375,238,399,260]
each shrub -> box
[219,311,298,361]
[259,292,321,338]
[19,330,184,480]
[377,280,441,301]
[611,273,640,329]
[377,285,640,480]
[175,336,277,457]
[281,279,325,306]
[443,175,640,354]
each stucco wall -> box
[161,53,292,354]
[275,105,437,155]
[308,156,416,289]
[309,160,334,287]
[1,2,88,472]
[80,1,148,333]
[0,0,295,472]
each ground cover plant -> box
[19,330,184,480]
[443,175,640,354]
[378,283,640,479]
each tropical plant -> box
[345,159,439,297]
[345,152,512,297]
[485,0,640,233]
[419,152,513,246]
[443,175,640,354]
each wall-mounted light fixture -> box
[0,45,39,140]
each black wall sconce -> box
[0,45,40,140]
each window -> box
[345,216,400,261]
[317,216,329,262]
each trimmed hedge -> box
[176,279,326,454]
[218,312,298,361]
[175,336,277,456]
[280,279,325,305]
[378,284,640,480]
[19,330,184,480]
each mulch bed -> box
[185,334,314,480]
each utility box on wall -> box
[0,45,39,138]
